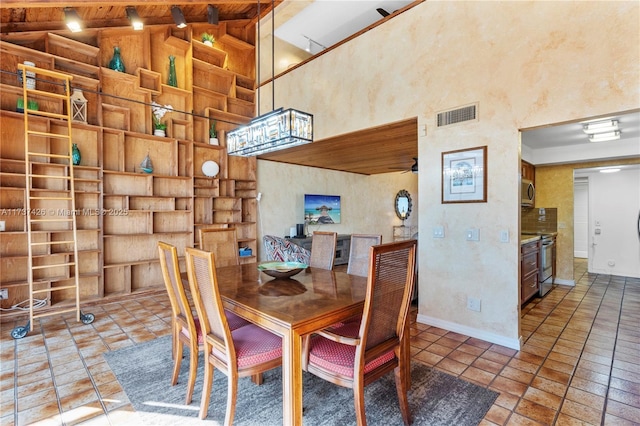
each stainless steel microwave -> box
[521,179,535,206]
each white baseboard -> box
[554,278,575,286]
[416,313,521,350]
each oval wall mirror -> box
[395,189,412,220]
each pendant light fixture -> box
[227,0,314,157]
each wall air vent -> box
[437,103,478,127]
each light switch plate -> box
[466,228,479,241]
[500,230,509,243]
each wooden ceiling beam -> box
[0,1,273,8]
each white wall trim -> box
[554,278,575,286]
[416,313,521,350]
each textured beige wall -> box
[257,1,639,346]
[535,158,640,282]
[256,161,418,259]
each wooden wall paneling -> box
[99,28,150,74]
[101,69,150,134]
[102,129,125,172]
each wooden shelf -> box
[1,23,257,313]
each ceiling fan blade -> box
[376,8,390,17]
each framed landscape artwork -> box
[442,146,487,203]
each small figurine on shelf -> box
[140,150,153,174]
[151,101,173,137]
[168,55,177,87]
[201,33,215,47]
[209,119,219,145]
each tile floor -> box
[1,259,639,425]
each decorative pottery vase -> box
[204,40,213,47]
[16,98,24,113]
[154,129,166,137]
[209,137,219,145]
[168,55,177,87]
[71,143,81,165]
[108,47,125,73]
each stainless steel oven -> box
[539,235,554,296]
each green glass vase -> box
[71,143,81,166]
[109,47,125,73]
[168,55,177,87]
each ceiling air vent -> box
[437,103,478,127]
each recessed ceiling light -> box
[171,6,187,28]
[126,6,143,30]
[588,131,621,142]
[64,8,82,33]
[582,119,618,134]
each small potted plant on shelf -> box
[151,101,173,137]
[209,119,219,145]
[201,33,215,47]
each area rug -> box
[104,336,498,425]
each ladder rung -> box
[28,152,71,159]
[32,285,77,294]
[31,262,75,270]
[30,240,75,246]
[27,130,71,139]
[29,218,73,223]
[25,88,69,100]
[24,109,69,120]
[29,196,73,200]
[28,174,71,180]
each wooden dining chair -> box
[199,227,239,267]
[302,240,417,426]
[309,231,337,270]
[158,242,250,405]
[185,248,283,423]
[347,234,382,277]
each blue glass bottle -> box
[109,47,125,73]
[72,143,81,165]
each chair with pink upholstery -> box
[302,240,417,426]
[263,234,311,264]
[185,247,283,423]
[158,242,249,405]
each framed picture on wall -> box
[442,146,487,203]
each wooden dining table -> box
[183,262,411,425]
[209,263,367,425]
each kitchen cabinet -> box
[521,238,540,305]
[521,160,535,183]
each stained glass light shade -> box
[227,108,313,157]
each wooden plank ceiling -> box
[0,1,418,175]
[258,118,418,175]
[0,1,279,33]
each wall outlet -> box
[0,288,8,300]
[467,297,481,312]
[433,226,445,238]
[0,221,5,232]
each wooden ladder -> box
[11,64,94,339]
